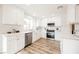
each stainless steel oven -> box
[46,30,55,38]
[46,22,61,39]
[46,23,55,39]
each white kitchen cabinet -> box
[2,5,24,25]
[0,36,2,53]
[76,5,79,22]
[17,34,25,51]
[67,5,75,23]
[32,31,38,43]
[61,39,79,54]
[32,30,40,43]
[32,29,44,43]
[6,33,25,54]
[32,20,40,42]
[7,36,17,54]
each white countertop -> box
[55,33,79,41]
[60,34,79,41]
[0,30,33,36]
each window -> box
[24,18,33,30]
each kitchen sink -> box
[7,30,20,34]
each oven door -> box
[46,30,55,38]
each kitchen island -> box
[56,34,79,54]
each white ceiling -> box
[15,4,65,17]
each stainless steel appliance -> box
[25,32,32,47]
[46,30,55,38]
[46,23,55,39]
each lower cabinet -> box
[32,30,44,43]
[32,31,39,43]
[17,34,25,51]
[7,34,25,54]
[7,36,17,54]
[0,36,2,54]
[61,39,79,54]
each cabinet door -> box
[2,5,17,24]
[76,5,79,22]
[0,36,2,53]
[17,34,25,51]
[2,5,24,25]
[7,36,17,54]
[62,39,79,54]
[32,31,38,43]
[36,31,41,39]
[32,31,40,43]
[16,9,24,25]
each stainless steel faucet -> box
[12,29,16,33]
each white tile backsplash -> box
[0,24,23,34]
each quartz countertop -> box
[1,30,33,36]
[60,34,79,41]
[55,33,79,41]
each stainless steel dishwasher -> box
[25,32,32,47]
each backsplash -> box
[0,24,24,34]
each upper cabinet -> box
[66,5,76,24]
[2,5,24,25]
[76,5,79,23]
